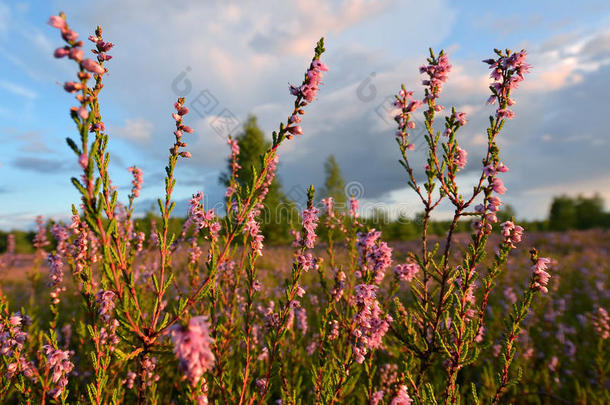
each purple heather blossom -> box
[531,257,552,293]
[297,253,319,272]
[128,166,143,198]
[500,221,524,247]
[390,385,413,405]
[483,165,496,177]
[496,162,509,172]
[243,210,264,256]
[352,284,392,363]
[592,307,609,340]
[420,53,452,100]
[453,111,467,126]
[171,316,215,387]
[95,290,116,323]
[394,262,420,282]
[371,391,384,405]
[82,58,105,75]
[454,146,468,169]
[349,196,360,218]
[302,206,319,249]
[357,229,393,284]
[321,197,334,217]
[42,345,74,399]
[492,177,507,194]
[484,50,531,119]
[48,16,67,30]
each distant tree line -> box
[2,116,609,252]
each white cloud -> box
[111,118,154,143]
[0,79,37,99]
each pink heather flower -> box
[420,53,452,99]
[328,320,340,341]
[48,16,66,29]
[492,177,506,194]
[352,284,392,363]
[496,162,509,172]
[77,106,88,119]
[302,206,319,249]
[47,254,64,286]
[500,221,524,247]
[394,262,420,282]
[78,153,88,169]
[486,212,498,224]
[349,196,360,218]
[95,290,116,323]
[33,215,50,250]
[256,378,268,394]
[63,81,83,93]
[227,137,241,176]
[357,229,393,284]
[454,146,468,169]
[288,125,303,136]
[312,59,328,71]
[371,391,384,405]
[124,371,137,390]
[42,345,74,399]
[391,385,413,405]
[485,50,531,117]
[243,210,264,256]
[321,197,334,218]
[288,57,328,104]
[127,166,143,198]
[592,307,609,340]
[483,165,495,176]
[531,257,551,293]
[496,108,515,120]
[453,111,467,126]
[9,314,22,326]
[171,316,215,387]
[297,253,319,272]
[406,100,423,113]
[488,195,502,210]
[54,47,69,58]
[68,47,83,61]
[82,58,105,75]
[61,28,79,43]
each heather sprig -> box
[0,11,574,404]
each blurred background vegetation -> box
[2,115,609,252]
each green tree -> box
[220,115,297,244]
[548,195,577,231]
[321,154,347,210]
[574,194,605,229]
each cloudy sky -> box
[1,0,609,229]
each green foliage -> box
[549,194,610,231]
[321,155,347,209]
[0,230,35,253]
[220,115,298,244]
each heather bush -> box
[0,12,608,405]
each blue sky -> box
[1,0,609,229]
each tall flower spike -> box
[171,316,215,387]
